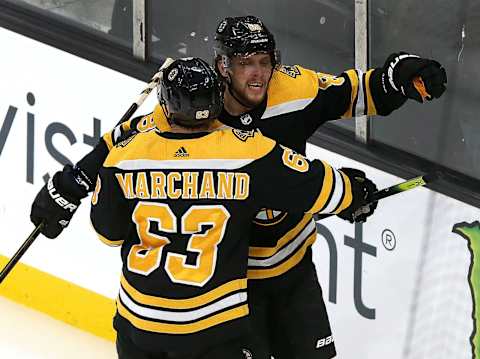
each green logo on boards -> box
[452,221,480,358]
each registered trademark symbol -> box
[381,229,396,250]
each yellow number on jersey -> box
[135,113,156,132]
[127,202,230,286]
[281,146,309,173]
[91,176,101,206]
[166,206,229,286]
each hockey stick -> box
[115,57,174,126]
[0,222,44,284]
[0,58,175,285]
[316,172,439,222]
[370,172,438,203]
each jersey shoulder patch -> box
[220,129,274,160]
[266,65,319,112]
[232,128,256,142]
[277,65,301,78]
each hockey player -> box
[208,15,447,359]
[30,15,446,359]
[91,58,375,358]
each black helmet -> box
[158,58,223,128]
[214,15,281,66]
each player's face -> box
[227,53,273,109]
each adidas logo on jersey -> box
[174,146,189,157]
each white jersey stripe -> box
[114,158,255,170]
[262,98,315,119]
[355,70,365,117]
[247,220,316,267]
[119,287,248,322]
[321,168,345,213]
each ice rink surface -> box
[0,296,116,358]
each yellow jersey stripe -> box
[117,299,249,335]
[120,275,247,309]
[119,288,247,322]
[103,130,276,167]
[334,171,353,214]
[321,168,345,213]
[308,161,334,213]
[248,220,316,267]
[267,65,318,109]
[342,70,359,119]
[248,214,313,257]
[91,222,124,247]
[247,233,317,279]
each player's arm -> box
[303,52,447,137]
[251,143,378,223]
[29,112,154,239]
[89,166,128,247]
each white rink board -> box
[0,27,477,358]
[307,144,477,359]
[0,27,157,298]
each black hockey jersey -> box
[91,128,353,351]
[100,64,404,280]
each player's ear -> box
[216,57,230,78]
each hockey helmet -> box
[158,58,223,128]
[214,15,281,67]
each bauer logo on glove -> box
[47,179,78,213]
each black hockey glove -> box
[30,165,92,239]
[337,168,378,223]
[382,52,447,103]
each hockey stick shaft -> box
[316,172,438,221]
[369,172,438,203]
[115,57,174,126]
[0,222,44,284]
[0,58,175,285]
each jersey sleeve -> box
[73,116,146,193]
[102,113,154,150]
[90,167,129,246]
[76,107,162,191]
[102,104,170,150]
[303,68,407,138]
[249,143,353,215]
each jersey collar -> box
[219,97,268,130]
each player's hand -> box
[337,168,378,223]
[382,52,447,103]
[30,165,89,239]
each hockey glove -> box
[382,52,447,103]
[337,168,378,223]
[30,165,92,239]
